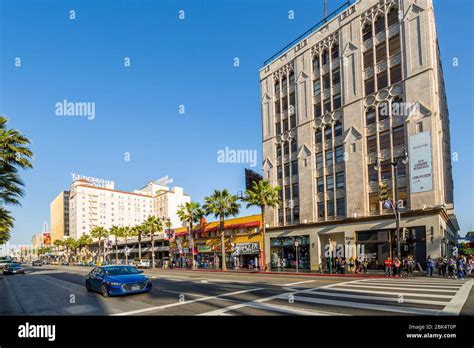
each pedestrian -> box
[426,255,434,277]
[447,257,456,279]
[393,258,401,277]
[406,255,414,277]
[384,256,392,277]
[466,256,473,277]
[349,256,355,273]
[436,257,443,277]
[340,257,347,274]
[457,256,465,280]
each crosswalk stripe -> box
[285,294,442,315]
[238,301,349,316]
[357,281,462,289]
[310,290,450,306]
[310,287,454,299]
[361,279,464,286]
[336,283,458,293]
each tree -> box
[177,202,204,269]
[132,224,145,260]
[90,226,108,263]
[53,239,64,262]
[78,235,93,261]
[0,116,33,243]
[64,238,78,263]
[109,225,122,265]
[121,226,132,264]
[243,179,280,271]
[203,189,240,271]
[142,216,163,270]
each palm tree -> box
[0,116,33,244]
[243,179,280,271]
[109,225,122,265]
[64,238,78,263]
[142,216,163,270]
[53,239,64,262]
[177,202,204,269]
[132,224,145,260]
[78,235,93,262]
[90,226,108,263]
[203,189,240,271]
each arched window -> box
[362,22,372,42]
[375,15,385,34]
[322,50,329,66]
[313,55,320,70]
[331,43,339,61]
[387,7,399,27]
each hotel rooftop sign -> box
[71,173,115,189]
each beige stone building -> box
[50,191,70,243]
[259,0,458,271]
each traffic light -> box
[378,182,389,201]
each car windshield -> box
[103,266,139,276]
[8,264,21,268]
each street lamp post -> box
[374,149,408,260]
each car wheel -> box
[86,280,92,292]
[101,284,109,298]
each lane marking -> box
[441,279,474,315]
[223,301,349,316]
[280,280,315,287]
[336,283,458,293]
[356,281,462,289]
[309,287,454,299]
[309,290,450,306]
[113,287,264,316]
[161,289,207,298]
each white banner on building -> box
[408,131,433,193]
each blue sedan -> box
[85,265,152,297]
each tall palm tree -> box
[53,239,64,262]
[109,225,121,265]
[0,116,33,244]
[243,179,280,271]
[78,234,93,262]
[177,202,204,269]
[90,226,108,263]
[203,189,240,271]
[64,238,78,263]
[142,216,163,270]
[132,224,145,260]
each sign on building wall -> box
[408,131,433,193]
[43,233,51,245]
[71,173,115,189]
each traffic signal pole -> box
[393,164,401,260]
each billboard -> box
[43,232,51,245]
[408,131,433,193]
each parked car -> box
[32,260,42,266]
[136,259,150,269]
[61,261,70,266]
[50,260,59,265]
[0,258,13,269]
[85,265,152,297]
[3,263,25,275]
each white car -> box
[136,260,150,269]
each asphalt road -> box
[1,265,473,316]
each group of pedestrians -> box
[383,255,415,277]
[427,254,472,280]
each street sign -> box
[384,200,392,209]
[294,241,299,247]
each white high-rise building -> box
[68,176,190,239]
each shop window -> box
[369,193,380,212]
[336,172,345,189]
[367,135,377,154]
[327,200,335,217]
[325,150,333,167]
[377,71,388,90]
[376,43,387,63]
[392,126,405,147]
[364,49,374,69]
[316,152,323,169]
[336,198,346,216]
[379,131,391,150]
[334,121,343,137]
[378,102,389,121]
[326,175,334,191]
[390,65,402,84]
[375,15,385,34]
[381,161,392,180]
[314,103,322,118]
[317,177,324,193]
[366,108,376,125]
[291,160,298,176]
[362,23,372,42]
[365,78,375,95]
[389,35,400,57]
[313,79,321,95]
[324,126,332,140]
[368,164,378,182]
[333,94,341,110]
[318,202,325,218]
[335,146,344,163]
[315,128,323,145]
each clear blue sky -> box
[0,0,472,245]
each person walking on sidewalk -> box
[392,258,401,277]
[426,256,434,277]
[457,256,465,280]
[447,257,456,279]
[406,255,415,277]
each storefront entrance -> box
[270,235,310,271]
